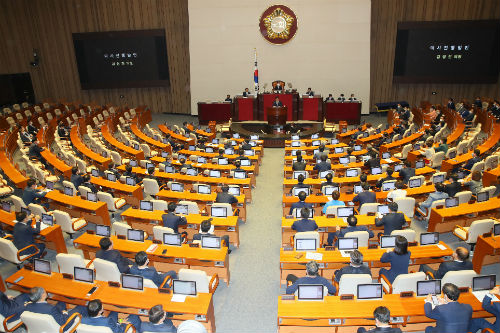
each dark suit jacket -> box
[71,174,84,189]
[424,301,472,333]
[291,219,318,232]
[481,294,500,331]
[81,312,122,333]
[96,249,132,273]
[243,91,250,97]
[364,158,381,169]
[272,101,283,107]
[241,143,252,150]
[433,260,473,279]
[444,182,462,197]
[161,212,187,233]
[380,251,411,283]
[129,265,170,287]
[215,192,238,205]
[139,320,177,332]
[375,212,405,235]
[357,326,402,333]
[292,161,306,171]
[22,188,46,206]
[27,125,38,136]
[313,161,331,172]
[334,264,371,282]
[28,144,43,159]
[24,302,68,326]
[399,167,415,184]
[0,292,29,318]
[13,221,40,253]
[334,225,374,242]
[353,191,377,208]
[464,156,480,170]
[20,132,32,143]
[289,201,313,215]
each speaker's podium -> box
[267,107,287,126]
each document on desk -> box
[472,291,499,303]
[385,158,394,163]
[436,244,447,251]
[305,252,323,261]
[146,244,158,253]
[171,294,187,302]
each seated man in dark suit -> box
[320,172,338,188]
[81,299,139,333]
[348,93,357,101]
[357,306,402,333]
[292,155,306,171]
[313,155,331,173]
[274,82,283,92]
[305,87,314,96]
[129,251,177,288]
[215,184,238,205]
[290,174,311,194]
[96,237,133,273]
[22,179,47,206]
[242,88,251,97]
[419,247,472,279]
[27,121,38,137]
[224,94,232,102]
[313,145,328,160]
[272,97,283,107]
[232,160,246,174]
[338,94,346,102]
[327,215,374,247]
[376,167,395,188]
[364,151,381,169]
[70,167,84,189]
[352,183,376,209]
[286,261,336,295]
[240,139,252,151]
[444,173,461,197]
[469,285,500,333]
[0,291,30,321]
[291,208,318,232]
[193,219,230,251]
[289,191,313,215]
[161,202,187,233]
[463,148,481,172]
[13,211,45,259]
[132,304,177,333]
[424,283,472,333]
[375,202,406,235]
[334,250,371,282]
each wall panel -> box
[371,0,500,109]
[0,0,190,114]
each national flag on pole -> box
[254,48,259,94]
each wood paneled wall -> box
[0,0,190,114]
[371,0,500,109]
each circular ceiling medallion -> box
[259,5,297,45]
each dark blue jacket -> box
[328,225,374,247]
[96,249,132,273]
[380,251,411,283]
[24,302,68,326]
[139,320,177,332]
[352,191,376,208]
[129,265,169,287]
[433,260,473,279]
[286,275,336,295]
[464,156,480,170]
[215,192,238,205]
[334,264,371,282]
[375,212,406,235]
[291,219,318,232]
[424,301,472,333]
[13,221,40,253]
[71,174,84,189]
[399,167,415,184]
[0,292,30,319]
[313,161,331,172]
[22,188,46,206]
[469,294,500,332]
[161,213,187,233]
[81,312,122,333]
[289,201,313,215]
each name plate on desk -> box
[329,319,342,325]
[215,261,225,267]
[391,316,405,324]
[174,258,185,264]
[281,294,295,301]
[227,226,236,231]
[317,228,326,232]
[187,224,196,229]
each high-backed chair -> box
[112,222,131,237]
[441,270,477,288]
[56,253,92,274]
[324,205,346,217]
[97,192,126,212]
[93,258,121,282]
[143,179,163,198]
[391,229,416,242]
[150,199,168,211]
[53,210,87,238]
[78,186,92,199]
[394,144,412,160]
[336,274,372,296]
[62,181,77,196]
[27,203,48,217]
[20,311,81,333]
[9,195,27,212]
[0,237,39,269]
[344,231,370,248]
[178,200,200,215]
[293,231,321,250]
[456,191,473,204]
[359,203,379,215]
[380,272,426,294]
[177,269,219,294]
[453,219,495,250]
[152,226,175,241]
[394,197,415,218]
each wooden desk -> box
[130,123,170,152]
[0,131,29,188]
[337,125,367,143]
[90,177,143,207]
[74,233,230,284]
[428,197,500,233]
[70,126,111,170]
[279,242,452,282]
[46,190,111,226]
[380,132,425,153]
[37,126,73,179]
[120,208,241,247]
[282,158,402,176]
[0,210,67,253]
[158,125,196,145]
[472,235,500,273]
[102,123,144,160]
[6,269,216,332]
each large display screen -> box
[73,29,169,89]
[393,20,500,83]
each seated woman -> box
[379,235,411,284]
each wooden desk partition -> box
[101,123,144,160]
[90,176,143,207]
[70,126,111,170]
[472,235,500,273]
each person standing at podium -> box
[242,88,251,97]
[272,97,283,107]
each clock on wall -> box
[259,5,297,45]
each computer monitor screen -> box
[409,178,421,188]
[127,229,144,242]
[293,187,310,196]
[244,149,254,156]
[250,135,259,140]
[173,280,197,295]
[377,204,390,215]
[346,169,359,177]
[380,235,397,248]
[363,132,369,137]
[445,197,459,208]
[394,164,403,172]
[312,140,321,146]
[354,185,363,194]
[291,135,300,140]
[337,207,354,218]
[240,159,251,166]
[205,147,214,153]
[232,133,240,139]
[311,134,319,139]
[382,152,391,159]
[319,171,331,179]
[74,267,94,283]
[41,214,53,226]
[362,155,370,162]
[293,171,307,179]
[211,206,227,217]
[224,148,234,155]
[87,192,97,202]
[197,157,207,164]
[186,168,197,176]
[209,170,221,177]
[477,191,489,202]
[107,173,117,182]
[291,141,300,147]
[175,204,188,215]
[34,259,51,274]
[354,145,362,151]
[371,167,382,175]
[96,225,110,237]
[126,177,136,186]
[46,181,54,190]
[146,163,155,170]
[295,208,313,218]
[357,284,383,300]
[212,139,219,144]
[228,186,240,196]
[433,174,445,183]
[121,274,143,291]
[338,237,358,250]
[233,171,246,179]
[415,161,425,169]
[334,147,344,154]
[473,275,496,291]
[171,182,184,192]
[323,186,340,196]
[102,151,108,158]
[494,223,500,236]
[201,235,221,249]
[161,151,169,158]
[218,158,228,165]
[140,200,153,211]
[417,280,441,296]
[295,238,317,251]
[198,185,211,194]
[163,233,182,246]
[331,139,339,144]
[64,186,74,196]
[339,156,349,164]
[129,160,138,167]
[297,285,324,300]
[382,182,396,191]
[420,232,439,245]
[188,145,195,151]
